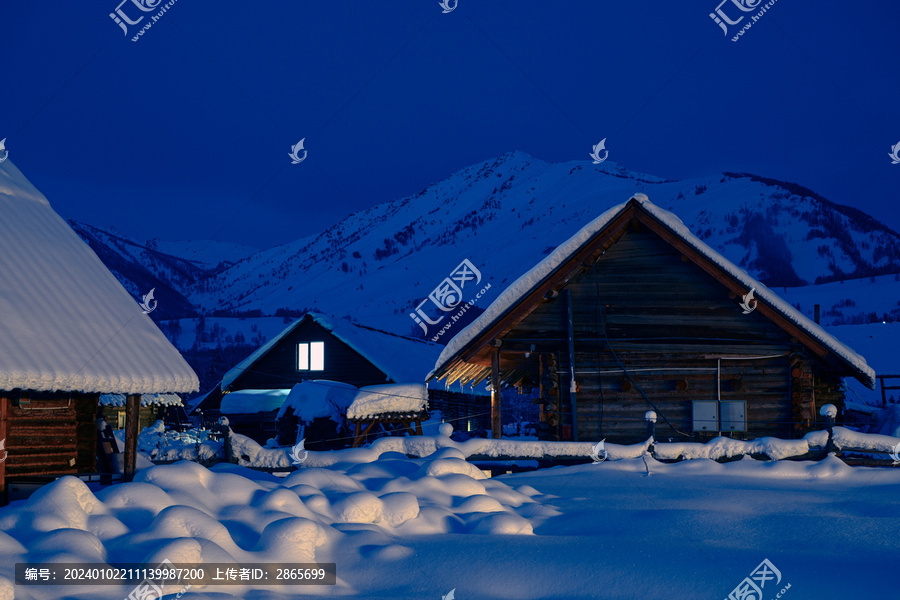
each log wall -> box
[496,227,841,443]
[1,393,98,479]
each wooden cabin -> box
[0,159,198,500]
[194,313,444,445]
[429,195,876,444]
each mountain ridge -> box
[70,153,900,336]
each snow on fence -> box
[224,421,900,470]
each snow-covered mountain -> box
[187,152,900,334]
[72,153,900,338]
[68,221,203,319]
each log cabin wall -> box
[498,226,827,443]
[1,392,98,479]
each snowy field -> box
[0,443,898,600]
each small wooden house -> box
[194,313,443,444]
[429,195,875,443]
[0,159,198,499]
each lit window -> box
[310,341,324,370]
[298,342,325,371]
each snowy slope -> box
[69,221,203,319]
[184,153,900,340]
[151,238,257,271]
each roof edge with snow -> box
[429,194,876,389]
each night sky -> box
[2,1,898,249]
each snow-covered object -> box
[0,159,198,394]
[99,393,183,407]
[276,380,358,423]
[221,312,440,391]
[220,389,291,414]
[112,421,222,462]
[346,383,429,420]
[430,194,876,388]
[820,403,838,418]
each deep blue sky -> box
[2,1,898,249]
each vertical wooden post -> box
[814,304,820,324]
[491,344,502,439]
[565,289,579,442]
[0,397,9,504]
[124,394,140,482]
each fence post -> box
[645,411,657,456]
[820,404,837,455]
[218,416,234,463]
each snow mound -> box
[468,513,534,535]
[0,442,549,597]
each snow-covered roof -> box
[99,393,183,407]
[430,194,876,388]
[220,389,291,414]
[0,160,198,394]
[346,383,429,420]
[221,312,440,390]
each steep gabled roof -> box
[429,194,876,388]
[0,159,198,394]
[221,312,440,390]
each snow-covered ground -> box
[1,429,898,600]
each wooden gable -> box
[433,198,869,386]
[225,319,392,391]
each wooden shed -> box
[0,159,198,499]
[429,195,875,444]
